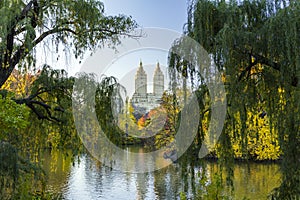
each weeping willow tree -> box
[0,66,83,198]
[0,0,138,88]
[169,0,299,199]
[0,0,138,196]
[95,75,127,146]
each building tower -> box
[135,61,147,96]
[153,62,164,96]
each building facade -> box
[131,61,164,111]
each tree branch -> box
[251,52,281,71]
[0,0,39,87]
[238,59,258,81]
[13,92,64,123]
[237,47,281,81]
[33,28,77,47]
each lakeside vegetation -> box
[0,0,299,199]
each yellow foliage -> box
[230,111,281,160]
[1,69,37,97]
[203,109,281,160]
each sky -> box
[69,1,188,72]
[37,1,189,96]
[77,1,189,96]
[80,28,183,97]
[101,0,188,32]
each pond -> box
[42,148,281,200]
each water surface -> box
[43,148,281,199]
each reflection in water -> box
[42,149,72,194]
[44,148,281,200]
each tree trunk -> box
[0,65,15,88]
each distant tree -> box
[95,75,125,146]
[154,92,179,149]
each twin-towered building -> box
[131,61,164,111]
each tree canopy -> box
[0,1,139,198]
[0,0,299,199]
[168,0,299,198]
[0,0,138,88]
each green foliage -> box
[179,191,187,200]
[0,67,83,199]
[0,0,138,197]
[0,96,47,199]
[0,94,29,136]
[95,75,125,146]
[170,0,299,198]
[0,0,138,87]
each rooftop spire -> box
[137,60,146,76]
[155,61,162,73]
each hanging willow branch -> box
[170,0,299,198]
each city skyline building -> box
[131,61,164,111]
